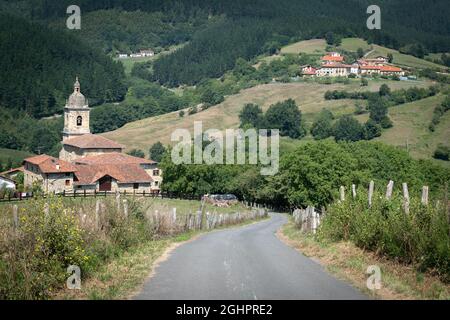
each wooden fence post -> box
[339,186,345,202]
[115,192,121,212]
[123,199,128,218]
[421,186,429,205]
[44,202,49,219]
[402,183,410,214]
[13,204,18,231]
[368,180,374,207]
[352,184,356,199]
[95,199,101,230]
[385,180,394,199]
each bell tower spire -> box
[62,76,90,141]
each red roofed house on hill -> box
[23,78,162,194]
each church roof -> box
[74,152,156,165]
[73,163,153,185]
[68,77,88,108]
[63,134,124,150]
[23,155,77,173]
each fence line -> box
[294,180,434,234]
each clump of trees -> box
[149,142,166,162]
[239,99,306,139]
[429,96,450,131]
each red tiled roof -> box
[321,63,353,68]
[0,167,24,175]
[321,55,344,62]
[380,65,402,72]
[360,65,381,70]
[63,134,124,149]
[24,155,77,173]
[73,163,153,185]
[74,152,156,165]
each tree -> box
[333,115,364,142]
[149,142,166,162]
[127,149,145,158]
[201,88,224,106]
[368,95,391,127]
[310,109,334,140]
[387,53,394,63]
[264,99,305,138]
[379,84,391,96]
[433,144,450,161]
[363,119,382,140]
[357,48,364,58]
[360,78,368,86]
[239,103,264,128]
[325,32,335,45]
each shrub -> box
[318,191,450,281]
[433,144,450,161]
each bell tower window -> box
[76,116,82,126]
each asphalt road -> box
[134,213,367,300]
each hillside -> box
[355,95,450,163]
[0,13,127,117]
[101,79,436,155]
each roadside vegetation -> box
[0,196,258,299]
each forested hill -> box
[0,13,127,118]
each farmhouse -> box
[140,49,154,57]
[316,63,353,77]
[23,78,162,194]
[321,52,344,63]
[301,65,317,76]
[0,167,24,179]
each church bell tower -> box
[62,77,90,141]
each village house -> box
[321,52,344,63]
[23,78,162,194]
[300,65,317,76]
[139,49,154,57]
[316,63,353,77]
[117,53,128,59]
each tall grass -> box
[0,196,259,299]
[317,191,450,282]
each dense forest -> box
[0,14,127,117]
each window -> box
[76,116,82,126]
[154,181,159,186]
[153,169,160,176]
[65,173,71,177]
[65,180,70,186]
[133,183,139,189]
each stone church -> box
[23,78,162,194]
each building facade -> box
[24,78,162,194]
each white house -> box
[117,53,128,59]
[140,49,154,57]
[0,175,15,190]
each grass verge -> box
[278,217,450,300]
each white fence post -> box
[352,184,356,199]
[340,186,345,202]
[368,180,374,207]
[402,183,410,214]
[385,180,394,199]
[421,186,429,205]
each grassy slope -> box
[0,148,33,167]
[101,79,434,153]
[280,39,327,54]
[338,38,445,69]
[355,94,450,163]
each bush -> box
[0,196,151,299]
[318,192,450,281]
[433,144,450,161]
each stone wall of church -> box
[59,145,123,162]
[63,108,90,140]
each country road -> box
[134,213,367,300]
